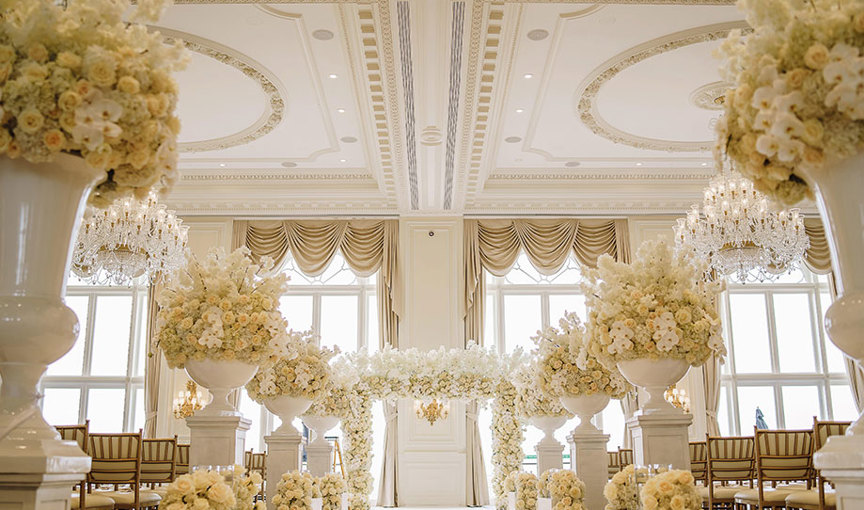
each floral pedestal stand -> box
[0,156,102,509]
[561,394,610,510]
[802,156,864,509]
[264,396,312,510]
[618,358,692,470]
[184,359,256,468]
[529,416,567,474]
[302,415,340,476]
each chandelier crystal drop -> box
[71,192,188,286]
[674,165,809,283]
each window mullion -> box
[82,293,97,377]
[765,291,781,375]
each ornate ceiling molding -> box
[180,171,373,182]
[442,1,466,210]
[171,0,734,4]
[396,1,419,210]
[575,21,748,152]
[487,168,714,180]
[156,27,287,153]
[690,80,732,111]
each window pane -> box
[718,385,731,436]
[782,386,821,428]
[90,295,132,376]
[548,294,586,325]
[239,389,262,452]
[737,386,776,431]
[279,295,313,333]
[831,384,859,422]
[773,294,816,372]
[87,388,126,432]
[729,294,772,373]
[320,295,359,354]
[601,403,625,450]
[132,387,145,433]
[48,296,89,376]
[43,388,81,425]
[367,294,379,353]
[503,295,542,354]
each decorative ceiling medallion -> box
[690,81,732,111]
[156,27,287,153]
[420,126,444,146]
[576,21,749,152]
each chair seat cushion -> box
[735,488,799,504]
[71,494,116,510]
[149,487,168,498]
[697,486,747,500]
[98,491,162,509]
[786,490,836,508]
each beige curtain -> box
[144,283,161,438]
[702,355,722,436]
[463,218,630,346]
[466,400,489,506]
[620,391,638,449]
[377,401,398,506]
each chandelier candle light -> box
[72,192,188,285]
[173,380,204,420]
[674,165,809,283]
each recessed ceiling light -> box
[340,136,358,143]
[504,136,522,143]
[312,29,334,40]
[635,162,643,166]
[515,108,524,113]
[336,108,346,113]
[523,73,534,79]
[281,161,297,168]
[527,29,549,41]
[328,73,338,79]
[339,159,347,163]
[565,161,580,167]
[219,163,226,167]
[701,162,709,166]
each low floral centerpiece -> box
[155,247,291,415]
[272,471,315,510]
[314,473,348,510]
[157,466,264,510]
[246,329,336,436]
[639,470,701,510]
[515,472,540,510]
[582,240,724,413]
[535,313,630,432]
[603,465,647,510]
[540,470,586,510]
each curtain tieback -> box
[705,410,718,418]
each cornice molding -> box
[179,171,373,182]
[487,169,715,181]
[171,0,734,4]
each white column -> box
[306,442,333,477]
[815,436,864,510]
[536,442,564,475]
[186,415,251,467]
[265,434,302,510]
[627,411,692,469]
[0,473,84,510]
[567,431,609,510]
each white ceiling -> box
[159,0,758,217]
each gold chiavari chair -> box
[89,431,160,510]
[250,452,266,498]
[785,419,851,510]
[703,435,756,509]
[244,449,253,471]
[175,444,190,476]
[56,421,115,510]
[618,448,633,467]
[690,441,708,486]
[140,436,177,498]
[734,428,813,509]
[607,450,621,479]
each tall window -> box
[41,275,149,433]
[479,253,626,476]
[717,267,857,435]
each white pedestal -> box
[627,410,692,470]
[306,441,333,477]
[567,431,609,510]
[186,415,251,467]
[0,473,85,510]
[0,435,90,510]
[265,433,303,510]
[536,442,564,475]
[815,435,864,509]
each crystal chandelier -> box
[414,399,450,425]
[71,192,188,285]
[173,381,204,419]
[674,165,809,283]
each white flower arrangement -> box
[245,330,336,403]
[158,466,264,510]
[639,470,702,510]
[155,247,291,369]
[715,0,864,205]
[534,313,631,400]
[603,465,647,510]
[272,470,315,510]
[314,473,347,510]
[514,359,570,419]
[540,470,586,510]
[493,352,527,510]
[582,240,725,369]
[0,0,186,206]
[515,472,540,510]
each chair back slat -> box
[755,429,813,482]
[250,452,266,471]
[176,443,190,475]
[55,422,88,453]
[88,432,142,484]
[707,436,756,482]
[618,448,633,466]
[141,437,176,484]
[689,441,707,482]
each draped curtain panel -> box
[465,400,489,506]
[377,400,398,507]
[144,283,161,438]
[620,392,638,449]
[463,218,630,346]
[702,355,722,436]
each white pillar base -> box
[815,434,864,509]
[536,441,564,475]
[567,431,609,510]
[186,414,251,467]
[627,410,692,470]
[265,433,303,510]
[306,441,333,477]
[0,435,90,510]
[0,473,85,510]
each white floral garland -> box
[493,353,527,510]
